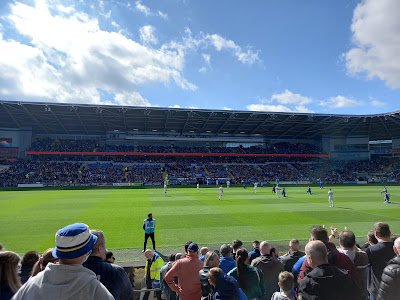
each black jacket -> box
[377,256,400,300]
[299,263,361,300]
[280,251,305,272]
[83,256,134,300]
[199,266,214,299]
[366,241,395,280]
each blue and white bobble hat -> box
[52,223,97,259]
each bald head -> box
[394,237,400,256]
[260,241,271,255]
[305,240,328,268]
[144,249,153,260]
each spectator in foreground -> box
[0,251,21,300]
[219,244,236,275]
[105,251,115,263]
[365,222,395,299]
[298,240,361,300]
[84,230,134,300]
[199,251,220,299]
[377,236,400,300]
[30,248,58,277]
[248,240,260,264]
[361,230,378,251]
[280,239,305,273]
[19,251,39,284]
[208,267,241,300]
[199,247,209,262]
[338,230,369,300]
[251,241,283,300]
[228,248,264,299]
[142,249,163,300]
[232,240,243,259]
[164,242,203,300]
[297,225,359,285]
[12,223,114,300]
[160,254,177,300]
[271,271,295,300]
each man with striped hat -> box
[12,223,114,300]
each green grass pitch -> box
[1,186,400,256]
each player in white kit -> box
[328,188,334,207]
[219,186,223,200]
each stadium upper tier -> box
[1,100,400,139]
[28,139,322,155]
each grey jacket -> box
[12,263,114,300]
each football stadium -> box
[1,0,400,298]
[1,101,399,253]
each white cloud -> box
[0,0,198,106]
[207,34,260,65]
[158,11,168,20]
[247,104,293,113]
[345,0,400,88]
[114,92,150,106]
[198,67,207,73]
[271,89,312,106]
[169,104,199,109]
[319,96,361,108]
[0,1,262,107]
[135,1,151,16]
[111,21,120,29]
[371,100,385,107]
[202,53,211,66]
[135,1,168,19]
[246,90,314,113]
[139,25,158,45]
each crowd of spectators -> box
[29,138,322,155]
[2,222,399,300]
[0,156,397,187]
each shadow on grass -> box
[335,207,353,210]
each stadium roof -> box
[1,100,400,140]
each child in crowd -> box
[271,271,296,300]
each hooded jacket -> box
[11,263,114,300]
[377,256,400,300]
[213,274,241,300]
[251,254,283,300]
[219,256,236,275]
[298,263,361,300]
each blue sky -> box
[0,0,399,115]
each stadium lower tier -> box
[0,157,398,187]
